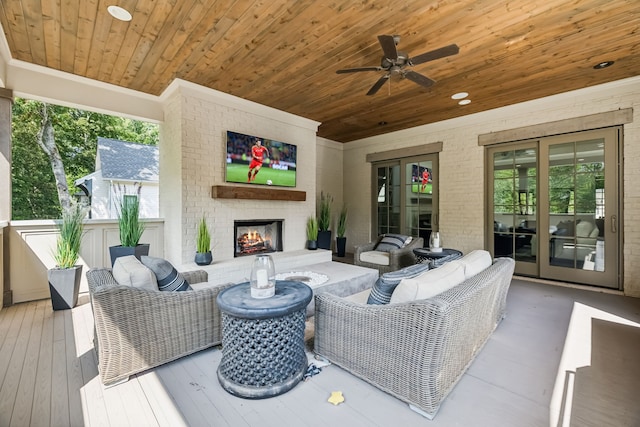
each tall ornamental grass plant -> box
[197,216,211,253]
[53,204,85,268]
[117,193,145,247]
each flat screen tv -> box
[411,164,432,194]
[226,130,297,187]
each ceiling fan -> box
[336,35,459,95]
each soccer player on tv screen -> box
[247,138,270,182]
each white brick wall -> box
[160,82,319,264]
[343,76,640,296]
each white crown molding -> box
[160,78,321,132]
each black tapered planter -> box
[48,265,83,310]
[195,251,213,266]
[109,243,150,267]
[336,236,347,257]
[317,230,332,250]
[307,240,318,250]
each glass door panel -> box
[489,144,538,276]
[375,163,401,235]
[404,156,437,243]
[540,128,618,288]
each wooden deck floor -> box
[1,279,640,426]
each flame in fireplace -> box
[234,220,282,257]
[237,229,271,255]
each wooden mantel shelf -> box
[212,185,306,201]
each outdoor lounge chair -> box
[354,235,424,274]
[86,267,234,386]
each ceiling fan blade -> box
[410,44,459,66]
[336,66,383,74]
[377,35,398,61]
[404,71,435,88]
[366,74,390,96]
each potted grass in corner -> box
[48,203,85,310]
[336,204,348,257]
[306,216,318,250]
[195,216,212,265]
[109,188,149,266]
[317,191,333,250]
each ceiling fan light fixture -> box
[459,99,471,105]
[593,61,614,69]
[451,92,468,100]
[107,5,132,21]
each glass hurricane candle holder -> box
[250,254,276,298]
[429,231,443,252]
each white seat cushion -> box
[456,249,493,279]
[359,250,390,266]
[112,255,157,290]
[344,289,371,304]
[390,261,465,303]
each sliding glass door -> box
[487,128,620,288]
[374,155,438,243]
[538,128,619,288]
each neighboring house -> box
[75,137,159,219]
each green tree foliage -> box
[11,98,159,219]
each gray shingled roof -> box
[98,137,158,182]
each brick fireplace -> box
[234,219,283,257]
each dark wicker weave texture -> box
[314,257,515,419]
[86,268,234,385]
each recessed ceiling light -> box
[108,5,132,21]
[459,99,471,105]
[593,61,614,69]
[451,92,468,100]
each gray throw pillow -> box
[140,256,192,292]
[374,234,411,252]
[367,262,431,305]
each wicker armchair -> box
[314,257,515,419]
[354,236,424,274]
[86,268,235,386]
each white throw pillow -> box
[390,261,465,303]
[359,250,390,266]
[456,249,493,279]
[112,255,158,291]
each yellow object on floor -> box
[328,391,345,405]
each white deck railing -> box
[5,219,164,304]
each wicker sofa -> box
[314,257,515,419]
[86,267,234,386]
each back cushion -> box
[141,256,192,292]
[374,234,412,252]
[456,250,493,279]
[112,255,158,290]
[390,261,465,303]
[367,262,432,305]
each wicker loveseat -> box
[86,267,234,385]
[314,257,515,419]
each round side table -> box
[216,280,312,399]
[413,247,463,268]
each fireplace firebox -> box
[234,219,283,257]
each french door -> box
[487,128,620,289]
[373,155,439,243]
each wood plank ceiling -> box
[1,0,639,142]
